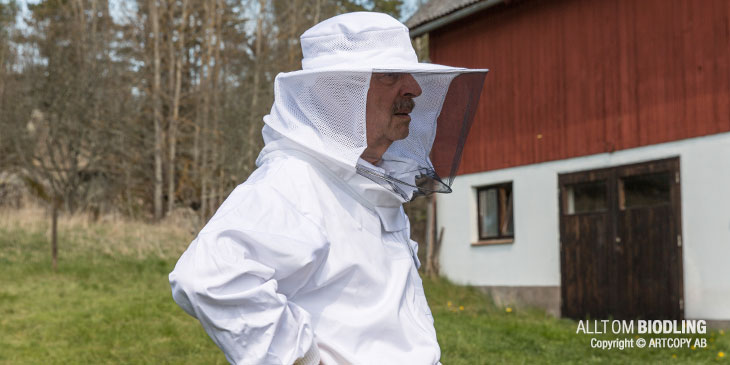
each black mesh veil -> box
[356,70,488,201]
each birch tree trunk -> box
[208,0,222,213]
[213,0,224,209]
[199,0,214,220]
[150,0,164,220]
[313,0,321,25]
[287,0,300,70]
[167,0,188,216]
[245,0,265,170]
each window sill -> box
[472,238,514,246]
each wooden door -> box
[559,157,683,320]
[559,167,615,319]
[614,158,683,319]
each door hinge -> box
[677,235,682,247]
[679,298,684,310]
[675,171,680,183]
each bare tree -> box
[9,0,126,268]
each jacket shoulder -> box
[201,157,326,236]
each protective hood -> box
[259,12,488,202]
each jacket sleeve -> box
[169,185,328,365]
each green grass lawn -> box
[1,210,728,364]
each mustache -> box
[392,98,415,114]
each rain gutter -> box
[409,0,505,38]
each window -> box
[619,172,671,209]
[564,180,608,214]
[476,183,514,243]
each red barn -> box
[408,0,730,325]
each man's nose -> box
[400,74,422,98]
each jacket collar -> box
[257,126,407,233]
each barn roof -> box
[406,0,505,37]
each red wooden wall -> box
[430,0,730,175]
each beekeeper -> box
[169,12,487,365]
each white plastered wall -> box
[437,131,730,320]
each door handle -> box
[614,236,624,254]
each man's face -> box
[365,73,423,146]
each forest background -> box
[0,0,433,267]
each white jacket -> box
[169,127,441,364]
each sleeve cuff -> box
[293,341,320,365]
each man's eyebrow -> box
[374,72,403,81]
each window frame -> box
[474,182,514,245]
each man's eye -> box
[375,73,401,84]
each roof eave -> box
[408,0,505,38]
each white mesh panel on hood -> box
[265,71,371,169]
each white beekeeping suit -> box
[169,12,487,365]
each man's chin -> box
[394,126,410,141]
[388,116,411,140]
